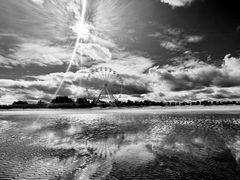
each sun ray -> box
[53,0,89,98]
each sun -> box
[70,21,94,41]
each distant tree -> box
[12,101,28,105]
[76,97,88,104]
[51,96,74,104]
[37,100,46,105]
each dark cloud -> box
[192,88,214,95]
[211,89,240,100]
[159,68,220,91]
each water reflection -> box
[0,111,240,179]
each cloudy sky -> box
[0,0,240,104]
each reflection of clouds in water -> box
[28,114,238,173]
[18,157,77,179]
[65,124,83,135]
[26,119,155,178]
[114,143,155,165]
[60,114,107,124]
[76,160,112,180]
[0,120,14,133]
[24,121,43,132]
[192,137,204,144]
[163,142,187,153]
[152,124,231,159]
[31,130,87,151]
[0,120,18,143]
[227,136,240,162]
[2,111,240,179]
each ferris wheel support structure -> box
[96,84,117,104]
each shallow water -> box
[0,106,240,179]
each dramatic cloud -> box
[146,54,240,100]
[0,64,151,104]
[0,35,117,68]
[2,53,240,104]
[0,41,72,68]
[0,71,86,104]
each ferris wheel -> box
[86,67,123,103]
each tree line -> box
[1,96,240,109]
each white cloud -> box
[146,54,240,101]
[78,43,112,62]
[148,32,162,38]
[185,35,204,43]
[160,41,182,51]
[222,54,240,76]
[160,0,196,7]
[95,52,154,76]
[15,42,72,66]
[0,72,84,104]
[30,0,44,5]
[2,54,240,103]
[0,40,74,68]
[0,94,16,105]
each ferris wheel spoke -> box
[106,68,111,81]
[99,70,105,82]
[95,70,101,81]
[105,68,109,81]
[96,68,103,82]
[103,68,107,81]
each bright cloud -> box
[1,54,240,103]
[30,0,44,5]
[95,52,154,76]
[147,54,240,101]
[78,43,112,62]
[185,35,204,43]
[0,40,73,68]
[160,41,182,51]
[160,0,196,7]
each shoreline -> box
[1,105,240,114]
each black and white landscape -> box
[0,0,240,179]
